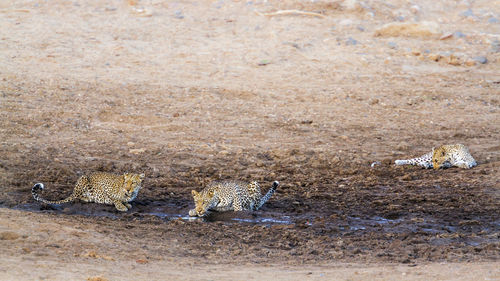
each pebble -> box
[346,37,358,45]
[491,40,500,53]
[339,19,353,26]
[447,54,461,66]
[473,56,488,64]
[439,32,453,40]
[454,31,466,38]
[174,10,184,19]
[465,59,476,66]
[460,9,474,18]
[388,42,397,49]
[410,5,420,14]
[488,17,499,23]
[0,231,20,240]
[374,21,441,38]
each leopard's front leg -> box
[113,201,129,212]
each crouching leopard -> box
[189,180,279,217]
[32,172,145,211]
[395,144,477,169]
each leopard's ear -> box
[191,190,198,197]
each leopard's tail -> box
[394,159,413,166]
[394,151,433,169]
[256,181,279,210]
[31,183,76,204]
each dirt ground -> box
[1,0,499,280]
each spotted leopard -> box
[189,180,279,217]
[395,144,477,169]
[32,172,145,211]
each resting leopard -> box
[32,172,145,211]
[395,144,477,169]
[189,180,279,217]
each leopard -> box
[32,172,145,211]
[188,180,279,217]
[395,144,477,169]
[431,144,477,169]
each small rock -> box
[0,231,20,240]
[127,142,135,147]
[371,161,381,168]
[473,56,487,64]
[447,54,461,66]
[174,10,184,19]
[397,141,410,151]
[488,17,499,23]
[374,21,441,38]
[129,148,146,154]
[410,5,420,14]
[427,53,442,62]
[258,59,271,66]
[460,9,474,18]
[465,59,476,66]
[492,40,500,53]
[439,32,453,40]
[346,37,358,45]
[454,31,466,38]
[87,277,109,281]
[411,50,421,56]
[357,25,365,32]
[339,19,353,26]
[388,42,397,49]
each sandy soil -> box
[0,0,499,280]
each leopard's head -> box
[122,173,145,200]
[190,189,217,217]
[432,146,451,170]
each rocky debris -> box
[410,49,488,66]
[473,56,488,64]
[374,21,441,38]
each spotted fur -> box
[189,180,279,217]
[432,144,477,169]
[395,151,434,168]
[395,144,476,169]
[32,172,145,211]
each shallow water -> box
[9,201,499,247]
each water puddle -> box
[231,217,292,224]
[7,203,498,247]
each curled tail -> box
[31,183,76,205]
[257,181,279,210]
